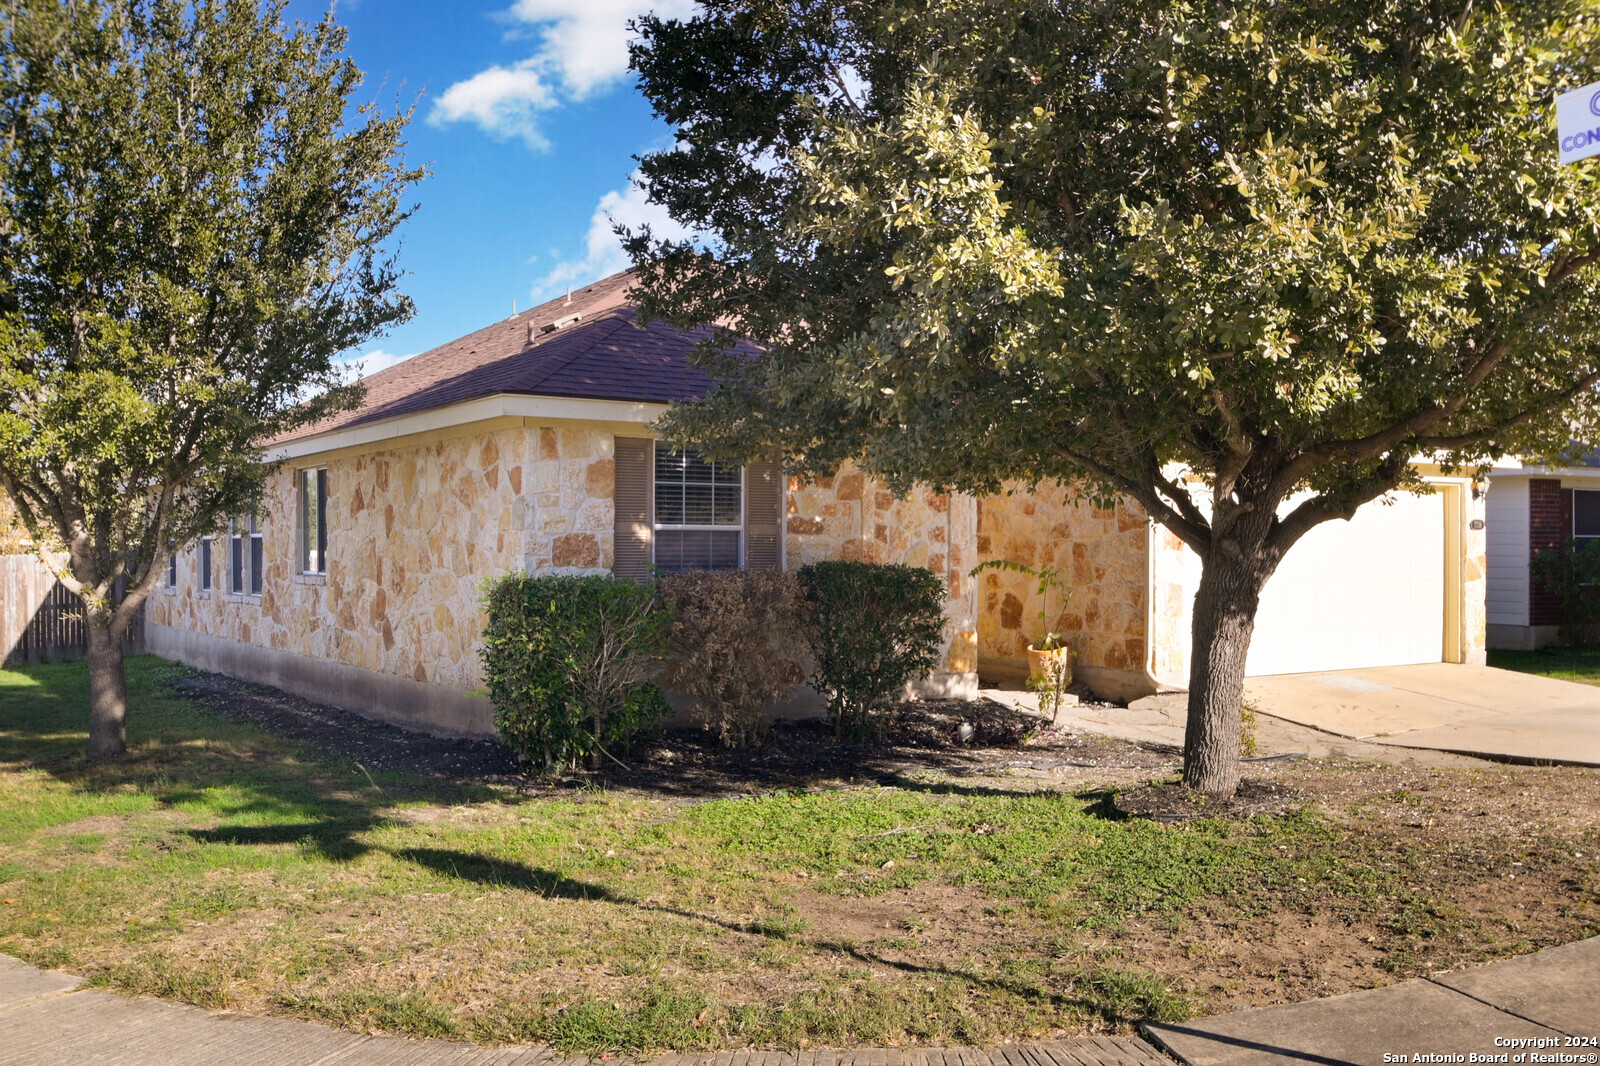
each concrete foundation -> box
[146,621,495,738]
[1487,623,1562,650]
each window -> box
[199,537,212,591]
[299,468,328,574]
[1577,490,1600,538]
[229,520,244,593]
[653,448,742,572]
[230,515,263,596]
[250,518,263,595]
[614,437,781,579]
[165,554,177,588]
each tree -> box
[628,0,1600,796]
[0,0,421,759]
[0,487,26,553]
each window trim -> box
[651,444,746,572]
[164,553,177,591]
[199,536,212,594]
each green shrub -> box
[1530,537,1600,646]
[797,560,946,742]
[658,569,805,748]
[481,574,672,770]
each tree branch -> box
[1269,341,1510,500]
[1415,365,1600,451]
[1268,452,1411,562]
[1052,441,1213,555]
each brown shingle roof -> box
[276,270,732,446]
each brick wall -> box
[1528,478,1571,626]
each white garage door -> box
[1245,491,1445,675]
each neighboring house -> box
[1485,454,1600,650]
[143,271,1490,737]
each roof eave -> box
[269,392,673,462]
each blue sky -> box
[286,0,697,375]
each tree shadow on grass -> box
[186,818,379,861]
[1073,787,1133,822]
[0,657,509,862]
[395,847,612,898]
[392,846,1166,1027]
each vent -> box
[540,312,582,335]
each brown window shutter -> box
[613,438,653,578]
[744,457,783,571]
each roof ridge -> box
[519,269,633,326]
[359,269,636,388]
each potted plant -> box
[969,559,1075,722]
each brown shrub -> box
[658,569,805,747]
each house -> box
[143,271,1490,736]
[1484,455,1600,650]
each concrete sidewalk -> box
[3,937,1595,1066]
[1242,664,1600,767]
[0,955,1168,1066]
[984,663,1600,768]
[978,688,1491,768]
[1143,936,1600,1066]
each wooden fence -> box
[2,554,145,665]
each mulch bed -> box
[170,672,523,779]
[1113,778,1304,821]
[168,671,1177,797]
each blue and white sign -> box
[1556,81,1600,164]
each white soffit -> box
[1488,466,1600,481]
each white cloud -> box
[534,171,694,299]
[343,349,417,379]
[429,62,556,150]
[430,0,698,148]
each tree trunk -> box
[86,619,128,761]
[1183,550,1270,799]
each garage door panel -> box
[1245,491,1445,676]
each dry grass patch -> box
[1,657,1596,1053]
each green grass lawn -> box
[1,656,1595,1052]
[1488,646,1600,686]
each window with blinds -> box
[612,438,784,578]
[653,448,742,573]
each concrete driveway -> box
[1242,662,1600,766]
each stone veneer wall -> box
[974,481,1151,685]
[145,423,617,703]
[784,463,980,684]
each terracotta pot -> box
[1026,644,1073,688]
